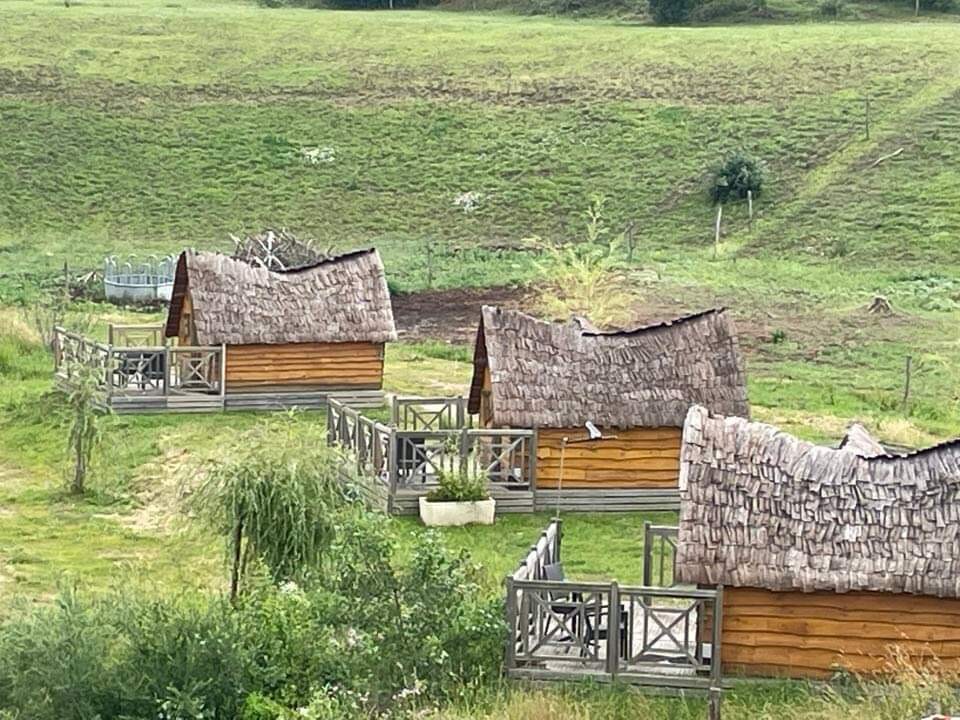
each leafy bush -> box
[531,197,642,329]
[0,514,504,719]
[426,471,489,502]
[189,415,349,599]
[919,0,956,11]
[818,0,844,16]
[709,151,765,204]
[648,0,696,23]
[689,0,751,21]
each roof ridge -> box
[695,404,960,462]
[581,307,726,337]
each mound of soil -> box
[392,286,530,344]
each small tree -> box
[529,196,641,329]
[709,151,765,204]
[189,415,348,601]
[66,363,106,495]
[648,0,696,24]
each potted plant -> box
[419,471,495,527]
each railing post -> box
[219,344,227,404]
[326,403,334,445]
[390,395,399,426]
[104,345,114,405]
[555,517,562,563]
[163,346,171,396]
[709,584,724,720]
[528,427,538,509]
[387,426,399,513]
[459,427,469,477]
[643,522,652,588]
[504,576,517,673]
[607,581,620,677]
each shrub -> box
[188,415,350,600]
[0,520,504,719]
[426,471,489,502]
[648,0,696,23]
[919,0,956,11]
[689,0,751,20]
[818,0,843,16]
[709,151,765,204]
[531,197,642,329]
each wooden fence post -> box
[387,426,399,514]
[607,581,620,677]
[163,346,171,396]
[713,204,723,258]
[504,576,517,672]
[642,522,652,588]
[902,355,913,413]
[709,584,724,720]
[864,95,871,140]
[528,427,538,511]
[220,344,227,405]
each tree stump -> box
[867,295,894,316]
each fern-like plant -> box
[188,415,348,601]
[529,196,640,329]
[65,362,107,495]
[425,471,488,503]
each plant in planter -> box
[419,471,495,527]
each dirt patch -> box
[392,285,531,344]
[117,446,200,534]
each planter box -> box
[419,496,496,527]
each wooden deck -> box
[52,326,384,414]
[505,520,725,705]
[328,397,681,515]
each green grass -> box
[2,0,960,444]
[0,0,958,602]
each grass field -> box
[2,2,960,715]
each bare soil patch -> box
[392,286,530,344]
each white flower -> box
[301,146,335,164]
[453,191,483,212]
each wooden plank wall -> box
[225,342,384,390]
[721,587,960,679]
[536,427,682,489]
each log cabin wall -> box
[535,427,682,489]
[224,342,385,391]
[720,587,960,679]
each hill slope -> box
[1,1,960,435]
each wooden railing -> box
[53,327,225,399]
[505,521,723,714]
[512,519,562,582]
[643,523,679,589]
[391,396,471,431]
[327,397,537,511]
[108,323,167,348]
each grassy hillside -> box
[2,0,960,439]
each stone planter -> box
[418,496,496,527]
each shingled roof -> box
[467,306,749,428]
[676,405,960,598]
[164,249,397,345]
[840,423,888,458]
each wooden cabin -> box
[467,306,749,503]
[677,404,960,679]
[164,248,396,400]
